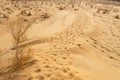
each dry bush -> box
[8,14,36,44]
[7,13,36,66]
[15,47,33,67]
[97,7,110,14]
[114,14,120,19]
[40,12,51,21]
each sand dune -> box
[0,0,120,80]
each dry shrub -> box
[59,7,65,10]
[15,47,33,67]
[7,12,36,66]
[40,12,51,21]
[97,8,110,14]
[114,15,120,19]
[8,15,34,44]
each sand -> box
[0,0,120,80]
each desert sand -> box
[0,0,120,80]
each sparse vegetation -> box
[114,14,120,19]
[40,12,51,21]
[7,13,36,66]
[0,0,120,80]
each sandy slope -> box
[27,11,76,38]
[0,0,120,80]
